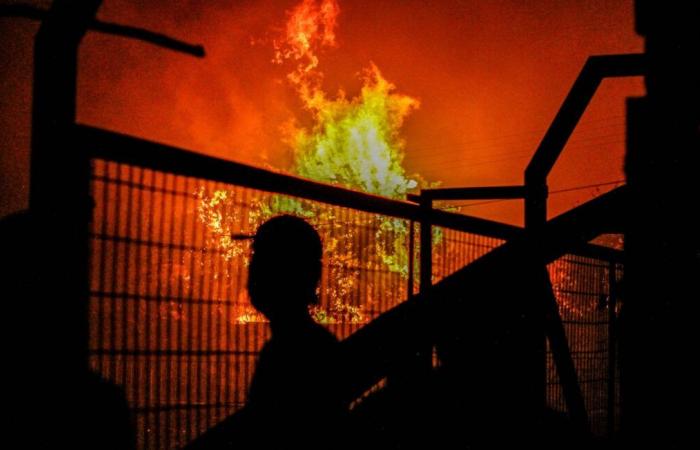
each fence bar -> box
[75,124,519,240]
[607,261,618,438]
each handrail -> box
[75,124,623,263]
[75,124,521,240]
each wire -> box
[439,180,625,209]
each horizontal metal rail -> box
[75,124,519,239]
[75,124,622,263]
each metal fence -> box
[546,257,621,437]
[86,144,621,449]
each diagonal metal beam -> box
[0,3,204,57]
[525,54,646,186]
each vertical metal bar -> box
[525,180,548,414]
[110,163,121,382]
[184,180,200,443]
[121,164,133,419]
[407,220,415,297]
[164,173,178,449]
[240,188,251,407]
[419,195,432,293]
[202,184,216,433]
[174,176,190,448]
[143,168,156,449]
[213,185,225,424]
[30,0,102,382]
[416,194,433,374]
[607,260,618,438]
[97,161,109,375]
[133,166,145,448]
[153,171,167,448]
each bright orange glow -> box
[1,2,644,221]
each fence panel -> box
[89,158,414,448]
[88,155,621,447]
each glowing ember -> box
[233,304,268,324]
[311,300,366,324]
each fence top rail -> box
[75,124,623,262]
[75,124,520,240]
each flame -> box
[274,0,340,98]
[289,64,421,198]
[195,0,442,324]
[274,1,424,199]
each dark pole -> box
[607,260,617,439]
[30,0,103,373]
[408,219,415,297]
[419,194,433,294]
[524,179,548,415]
[416,194,433,373]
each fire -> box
[290,64,421,198]
[273,0,339,86]
[311,300,366,324]
[196,0,443,324]
[274,0,425,199]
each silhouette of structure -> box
[621,3,699,448]
[3,0,696,449]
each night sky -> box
[0,0,643,224]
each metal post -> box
[408,219,415,297]
[419,194,432,293]
[607,261,618,438]
[525,180,548,413]
[30,0,103,374]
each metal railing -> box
[78,124,624,448]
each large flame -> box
[289,64,420,198]
[274,0,424,198]
[197,0,439,323]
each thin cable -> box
[441,180,625,209]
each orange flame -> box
[273,0,340,90]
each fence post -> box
[30,0,103,375]
[607,261,618,438]
[419,194,433,294]
[525,181,548,414]
[408,219,415,297]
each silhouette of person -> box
[242,215,348,449]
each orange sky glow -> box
[0,0,644,224]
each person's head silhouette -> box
[246,215,322,323]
